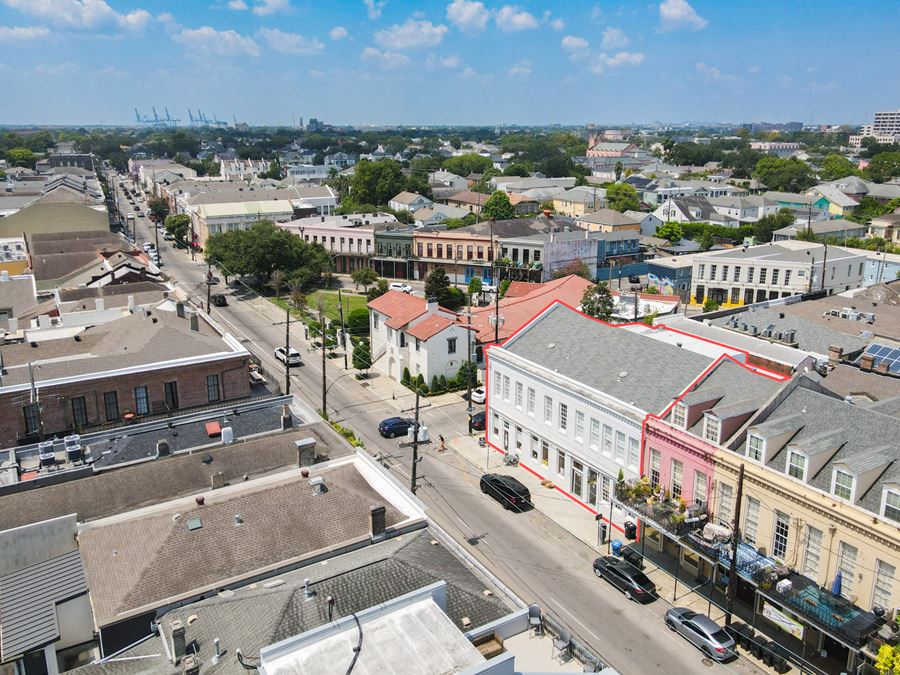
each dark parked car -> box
[628,274,641,284]
[470,410,486,431]
[480,473,530,511]
[211,294,228,307]
[378,416,416,438]
[592,556,656,602]
[665,608,736,661]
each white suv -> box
[274,346,302,366]
[389,282,413,293]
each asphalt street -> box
[113,174,764,675]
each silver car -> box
[664,608,735,661]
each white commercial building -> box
[849,109,900,148]
[688,241,867,307]
[486,303,743,530]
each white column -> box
[43,644,59,675]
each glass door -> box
[572,461,584,499]
[600,474,612,503]
[588,469,599,506]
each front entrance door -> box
[600,474,612,503]
[572,461,584,499]
[502,421,509,451]
[588,469,599,506]
[540,440,549,467]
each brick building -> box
[0,302,251,445]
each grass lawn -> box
[271,290,367,323]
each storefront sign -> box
[762,601,804,640]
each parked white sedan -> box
[470,386,486,404]
[389,282,413,293]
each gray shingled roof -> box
[0,549,87,660]
[69,530,512,675]
[79,463,408,628]
[737,384,900,516]
[502,303,712,413]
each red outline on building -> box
[483,299,791,538]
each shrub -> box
[402,366,411,384]
[439,374,448,391]
[431,375,440,393]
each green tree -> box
[350,266,378,292]
[442,153,493,177]
[703,299,720,313]
[205,220,330,286]
[614,161,624,181]
[366,278,389,301]
[163,213,190,244]
[5,147,35,168]
[752,156,815,192]
[498,279,511,298]
[697,230,715,250]
[349,159,407,206]
[402,366,411,384]
[606,183,641,212]
[148,197,170,224]
[467,276,483,302]
[431,375,441,393]
[352,339,372,373]
[443,286,467,310]
[503,162,532,177]
[656,221,683,244]
[753,208,796,242]
[346,308,370,336]
[482,191,515,220]
[580,282,614,320]
[424,267,451,302]
[865,152,900,183]
[457,360,479,390]
[819,153,858,181]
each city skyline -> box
[0,0,899,126]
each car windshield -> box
[710,630,730,643]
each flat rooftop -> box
[702,241,863,264]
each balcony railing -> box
[615,478,707,538]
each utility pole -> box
[206,267,214,310]
[464,303,474,432]
[337,290,348,370]
[319,303,327,417]
[272,303,294,395]
[725,463,745,627]
[28,361,44,442]
[821,243,828,292]
[398,388,431,495]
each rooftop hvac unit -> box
[66,444,83,462]
[221,426,234,444]
[750,325,758,335]
[702,522,732,543]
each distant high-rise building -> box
[307,118,324,132]
[849,109,900,148]
[739,121,803,133]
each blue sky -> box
[0,0,898,126]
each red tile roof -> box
[503,281,543,298]
[406,314,456,341]
[367,291,428,329]
[469,275,593,343]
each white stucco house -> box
[388,192,433,213]
[367,291,472,385]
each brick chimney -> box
[370,504,386,542]
[827,345,843,370]
[876,361,890,374]
[169,619,186,663]
[181,655,199,675]
[860,353,875,372]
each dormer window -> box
[671,403,686,429]
[703,415,720,444]
[882,489,900,523]
[832,470,854,501]
[787,449,807,480]
[747,433,764,462]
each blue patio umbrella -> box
[831,569,843,596]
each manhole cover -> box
[701,657,714,667]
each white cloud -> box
[227,0,247,8]
[361,46,410,69]
[542,10,564,30]
[495,5,538,32]
[0,25,50,40]
[34,62,77,75]
[375,18,447,49]
[590,50,644,74]
[2,0,151,31]
[252,0,289,16]
[600,27,629,50]
[695,62,724,82]
[658,0,707,32]
[561,35,588,52]
[508,60,531,78]
[458,66,492,85]
[446,0,489,33]
[363,0,385,20]
[257,27,323,54]
[173,26,260,58]
[747,65,761,74]
[330,26,349,40]
[426,53,460,68]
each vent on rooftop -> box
[186,517,202,532]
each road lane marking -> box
[548,598,601,642]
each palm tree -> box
[269,269,286,300]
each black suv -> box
[211,294,228,307]
[480,473,530,511]
[593,556,657,603]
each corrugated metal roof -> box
[0,548,87,659]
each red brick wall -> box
[1,355,250,445]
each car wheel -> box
[624,590,634,602]
[666,620,676,632]
[594,567,602,578]
[388,431,396,438]
[702,647,712,658]
[503,499,511,510]
[480,483,488,493]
